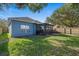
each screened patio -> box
[36,23,53,35]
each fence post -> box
[64,27,66,34]
[70,27,72,34]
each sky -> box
[0,3,64,22]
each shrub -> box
[0,33,8,41]
[7,33,11,38]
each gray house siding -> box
[9,20,36,37]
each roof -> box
[8,17,53,26]
[8,17,41,25]
[40,23,54,26]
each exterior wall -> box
[9,24,12,35]
[9,20,36,37]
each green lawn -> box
[0,33,9,56]
[8,34,79,56]
[0,33,79,56]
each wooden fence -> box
[55,27,79,35]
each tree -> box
[46,4,79,34]
[45,17,53,24]
[0,3,48,12]
[0,19,8,33]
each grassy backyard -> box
[0,34,79,56]
[0,33,9,56]
[8,34,79,56]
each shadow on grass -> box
[27,36,79,56]
[9,35,79,56]
[55,34,79,47]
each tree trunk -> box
[70,27,72,34]
[64,28,66,34]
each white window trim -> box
[20,25,30,33]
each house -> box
[8,17,53,37]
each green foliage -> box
[24,3,47,12]
[45,17,53,24]
[0,19,8,33]
[7,33,11,38]
[0,3,48,13]
[47,3,79,27]
[0,33,8,41]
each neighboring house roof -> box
[8,17,41,25]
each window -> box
[25,25,30,29]
[20,25,30,32]
[21,25,26,30]
[41,26,44,30]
